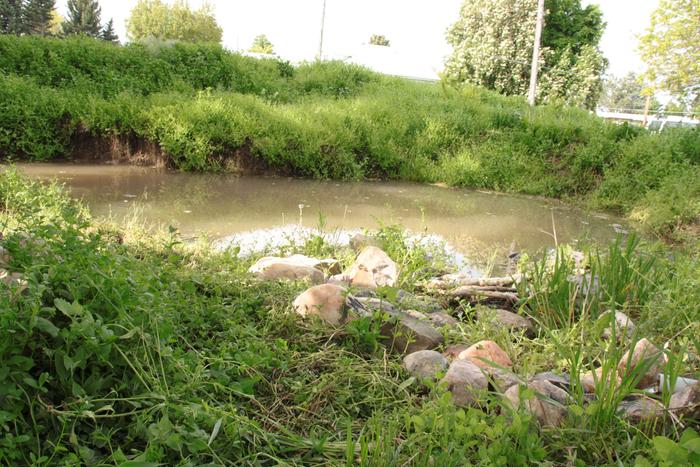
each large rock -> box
[580,367,621,394]
[380,310,444,354]
[669,382,700,419]
[249,254,339,283]
[340,246,398,289]
[458,340,513,369]
[601,311,636,341]
[353,297,397,313]
[618,397,664,423]
[504,380,569,427]
[618,338,666,389]
[477,308,535,337]
[530,372,570,392]
[293,284,349,326]
[403,350,449,380]
[440,359,489,407]
[427,312,459,328]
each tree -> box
[0,0,25,34]
[48,7,62,35]
[23,0,54,35]
[249,34,273,54]
[126,0,222,43]
[101,17,117,42]
[369,34,390,46]
[599,72,660,112]
[62,0,102,37]
[639,0,700,101]
[542,0,604,58]
[445,0,607,108]
[445,0,537,96]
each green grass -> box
[0,170,698,465]
[0,35,698,241]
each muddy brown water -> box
[11,163,627,261]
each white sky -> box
[60,0,660,79]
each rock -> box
[0,269,27,291]
[0,246,9,267]
[249,254,335,283]
[443,344,469,361]
[477,308,535,337]
[601,311,636,341]
[567,273,601,300]
[396,290,444,313]
[580,367,621,394]
[618,338,666,389]
[349,233,381,252]
[669,382,700,419]
[618,397,664,423]
[458,340,513,369]
[428,312,459,328]
[342,246,398,289]
[504,380,569,427]
[293,284,349,326]
[380,310,444,354]
[530,372,570,392]
[486,367,521,392]
[353,297,397,313]
[440,359,489,407]
[403,350,449,380]
[404,309,429,320]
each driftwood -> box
[423,274,519,291]
[447,286,519,304]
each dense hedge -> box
[0,35,698,239]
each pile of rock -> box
[248,240,700,427]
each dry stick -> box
[448,286,519,303]
[424,276,516,290]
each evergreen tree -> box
[63,0,101,37]
[0,0,25,34]
[23,0,54,35]
[100,17,118,42]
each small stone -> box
[580,367,621,394]
[601,311,636,341]
[403,350,449,380]
[342,246,398,289]
[669,382,700,419]
[504,380,569,427]
[0,246,10,267]
[618,338,667,389]
[458,340,513,369]
[618,397,664,423]
[249,255,331,284]
[293,284,348,326]
[477,308,535,337]
[440,359,489,407]
[486,367,521,392]
[380,311,444,354]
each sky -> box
[59,0,660,79]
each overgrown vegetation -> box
[0,35,699,240]
[1,170,698,465]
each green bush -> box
[0,35,699,238]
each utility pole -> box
[642,94,651,126]
[527,0,545,106]
[318,0,327,61]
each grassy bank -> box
[0,35,699,241]
[1,171,699,465]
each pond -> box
[12,163,627,260]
